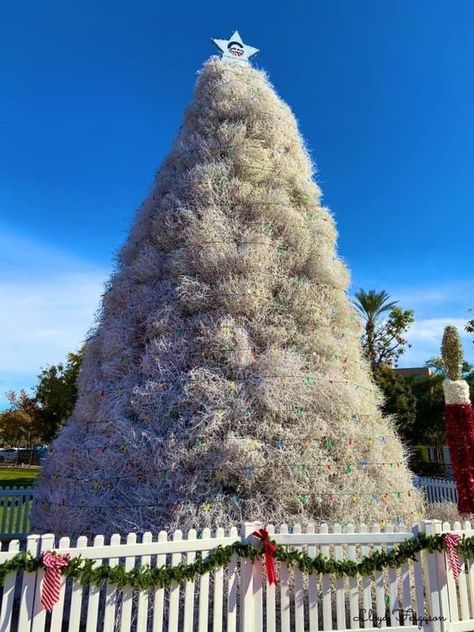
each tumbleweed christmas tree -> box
[33,33,423,535]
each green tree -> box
[0,410,33,448]
[426,356,473,379]
[354,289,414,370]
[402,356,474,448]
[0,389,43,449]
[372,364,417,442]
[34,350,82,441]
[406,374,445,445]
[425,356,474,399]
[466,309,474,341]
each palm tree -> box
[354,290,398,369]
[466,308,474,340]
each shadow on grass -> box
[0,467,39,488]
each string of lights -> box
[132,202,330,226]
[73,408,374,428]
[182,271,346,287]
[191,241,337,256]
[169,130,300,160]
[83,374,377,395]
[129,224,334,252]
[97,281,347,304]
[130,218,330,241]
[39,461,405,484]
[71,409,376,430]
[35,489,415,511]
[88,328,363,344]
[179,120,300,149]
[47,432,391,453]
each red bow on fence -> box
[41,551,70,612]
[443,533,462,580]
[252,529,278,585]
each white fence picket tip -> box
[0,518,472,631]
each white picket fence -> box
[0,519,473,632]
[0,487,33,539]
[431,520,474,632]
[414,477,459,504]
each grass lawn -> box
[0,467,40,488]
[0,497,32,536]
[0,469,38,536]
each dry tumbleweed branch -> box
[32,58,424,536]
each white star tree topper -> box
[212,31,259,64]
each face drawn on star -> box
[227,41,244,57]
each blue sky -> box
[1,0,473,407]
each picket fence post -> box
[17,533,41,632]
[240,521,262,632]
[432,520,451,632]
[423,520,451,632]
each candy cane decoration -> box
[41,551,70,612]
[444,532,462,579]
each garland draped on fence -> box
[0,531,472,592]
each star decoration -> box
[212,31,259,64]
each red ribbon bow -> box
[41,551,70,612]
[252,529,278,585]
[443,533,462,580]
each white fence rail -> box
[414,477,459,504]
[0,519,472,631]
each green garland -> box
[1,532,473,591]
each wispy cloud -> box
[396,283,474,314]
[0,229,108,408]
[403,317,473,366]
[394,283,474,366]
